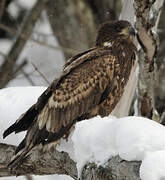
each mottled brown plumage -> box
[3,20,136,168]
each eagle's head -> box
[95,20,136,47]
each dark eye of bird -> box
[115,26,121,32]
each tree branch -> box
[0,0,46,88]
[81,156,141,180]
[0,23,77,55]
[0,143,77,179]
[0,143,141,180]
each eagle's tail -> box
[7,144,32,169]
[6,122,43,169]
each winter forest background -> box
[0,0,165,180]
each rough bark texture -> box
[0,143,77,179]
[134,0,164,121]
[0,0,46,88]
[0,143,141,180]
[81,156,141,180]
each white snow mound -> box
[1,86,165,180]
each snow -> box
[0,87,73,180]
[71,117,165,178]
[1,86,165,179]
[71,116,118,176]
[140,150,165,180]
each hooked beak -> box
[129,27,135,36]
[119,26,136,37]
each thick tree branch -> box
[134,0,164,121]
[81,156,141,180]
[0,143,77,179]
[0,0,46,88]
[0,143,141,179]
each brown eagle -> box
[3,20,136,168]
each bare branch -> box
[81,156,141,180]
[13,60,28,75]
[30,61,50,85]
[0,143,141,179]
[20,69,36,86]
[0,23,77,56]
[0,0,47,88]
[0,143,77,179]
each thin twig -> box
[13,59,28,75]
[0,0,46,88]
[30,61,50,85]
[0,51,35,86]
[0,23,77,55]
[20,69,36,86]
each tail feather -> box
[6,116,77,169]
[8,146,33,169]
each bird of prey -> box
[3,20,136,168]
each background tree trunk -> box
[134,0,164,121]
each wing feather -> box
[3,49,115,169]
[36,54,115,134]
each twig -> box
[20,69,36,86]
[0,23,77,55]
[30,61,50,85]
[0,52,35,86]
[0,0,46,88]
[13,59,28,75]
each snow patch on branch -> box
[1,87,165,179]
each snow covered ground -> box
[1,86,165,180]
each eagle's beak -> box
[129,27,135,36]
[120,26,135,37]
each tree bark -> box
[0,143,141,180]
[134,0,164,121]
[0,143,77,179]
[81,156,140,180]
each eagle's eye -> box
[115,26,121,32]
